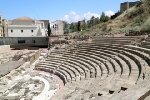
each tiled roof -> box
[13,16,34,21]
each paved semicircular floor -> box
[0,71,64,100]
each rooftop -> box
[13,16,34,21]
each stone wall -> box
[0,37,48,46]
[120,1,140,12]
[0,14,3,37]
[28,50,41,64]
[23,50,41,64]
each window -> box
[33,40,35,43]
[21,30,23,33]
[31,30,33,32]
[11,30,13,33]
[18,40,25,44]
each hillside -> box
[70,0,150,35]
[102,0,150,33]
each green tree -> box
[82,19,86,30]
[64,29,69,34]
[63,21,68,30]
[77,21,81,31]
[74,23,78,31]
[70,23,77,32]
[63,21,69,34]
[100,12,109,22]
[87,21,91,28]
[95,17,100,25]
[104,16,109,22]
[2,26,4,37]
[90,16,95,27]
[100,12,105,22]
[47,22,51,36]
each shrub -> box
[108,27,112,31]
[120,24,126,28]
[144,0,150,13]
[81,30,86,35]
[102,24,107,31]
[136,1,142,7]
[127,8,145,19]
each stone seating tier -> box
[78,46,139,84]
[35,35,150,100]
[36,63,76,82]
[141,41,150,45]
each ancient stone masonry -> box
[120,1,140,12]
[33,34,150,100]
[24,50,41,64]
[2,33,150,100]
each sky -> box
[0,0,139,23]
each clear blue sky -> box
[0,0,139,21]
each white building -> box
[7,16,46,37]
[50,20,64,35]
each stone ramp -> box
[0,60,25,77]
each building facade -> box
[50,20,64,35]
[39,20,49,36]
[7,16,46,37]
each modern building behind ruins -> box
[120,1,140,12]
[7,16,46,37]
[50,20,64,35]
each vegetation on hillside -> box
[64,12,111,34]
[64,0,150,35]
